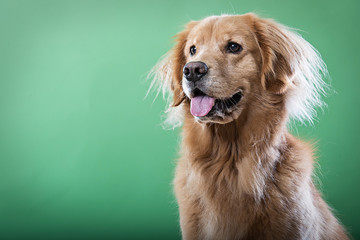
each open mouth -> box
[190,88,243,117]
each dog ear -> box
[169,24,191,107]
[154,21,198,107]
[252,15,296,94]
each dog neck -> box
[180,101,289,199]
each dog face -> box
[181,15,262,123]
[155,14,326,125]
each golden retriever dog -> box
[150,13,348,240]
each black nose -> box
[183,61,208,82]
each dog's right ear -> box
[152,21,198,107]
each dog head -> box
[152,14,327,126]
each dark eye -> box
[190,45,196,56]
[227,42,242,53]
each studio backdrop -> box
[0,0,359,239]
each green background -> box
[0,0,359,239]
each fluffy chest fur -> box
[174,118,317,239]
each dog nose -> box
[183,61,208,82]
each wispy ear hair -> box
[147,21,198,129]
[251,13,329,124]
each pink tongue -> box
[190,96,215,117]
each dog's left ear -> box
[251,15,297,94]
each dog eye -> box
[227,42,242,54]
[190,45,196,56]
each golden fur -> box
[151,13,348,240]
